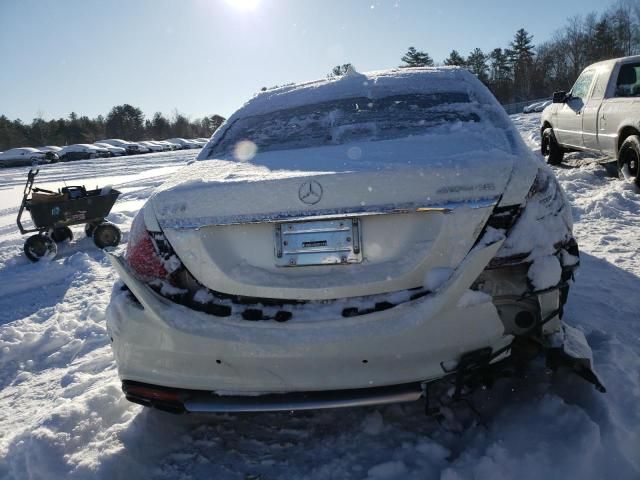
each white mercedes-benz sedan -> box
[106,67,603,414]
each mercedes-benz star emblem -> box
[298,180,323,205]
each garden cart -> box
[17,169,122,261]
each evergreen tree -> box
[105,104,145,139]
[466,48,489,82]
[509,28,535,63]
[444,50,466,67]
[400,47,434,67]
[509,29,535,101]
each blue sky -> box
[0,0,615,122]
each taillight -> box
[126,211,168,281]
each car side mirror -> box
[552,91,567,103]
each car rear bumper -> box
[105,238,513,403]
[122,379,424,413]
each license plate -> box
[274,218,362,267]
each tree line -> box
[0,105,225,151]
[336,0,640,104]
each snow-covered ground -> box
[1,116,639,479]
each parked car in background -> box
[533,100,552,112]
[99,139,146,155]
[166,138,200,149]
[541,55,640,185]
[152,140,178,150]
[138,141,165,152]
[94,142,127,157]
[58,144,110,161]
[189,139,207,147]
[523,101,547,113]
[38,146,62,154]
[0,147,57,167]
[160,140,182,150]
[107,67,600,415]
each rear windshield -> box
[202,92,479,160]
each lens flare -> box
[234,140,258,161]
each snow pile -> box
[0,115,639,479]
[527,255,562,290]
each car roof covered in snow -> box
[199,67,524,162]
[233,67,499,119]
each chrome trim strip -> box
[161,197,499,229]
[184,383,423,413]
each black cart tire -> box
[93,223,122,248]
[85,222,99,238]
[541,128,564,166]
[51,226,73,243]
[24,235,57,262]
[618,135,640,187]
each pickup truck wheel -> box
[618,135,640,186]
[542,128,564,166]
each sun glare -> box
[224,0,260,11]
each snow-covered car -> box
[159,140,182,150]
[94,142,127,157]
[58,144,110,161]
[523,101,546,113]
[38,145,62,154]
[534,100,552,112]
[0,147,57,167]
[166,137,200,149]
[138,141,165,152]
[107,67,602,414]
[99,139,146,155]
[153,140,179,150]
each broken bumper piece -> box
[546,324,606,393]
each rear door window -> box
[615,63,640,97]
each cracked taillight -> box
[126,211,168,281]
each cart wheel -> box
[93,223,122,248]
[24,235,57,262]
[85,222,99,238]
[51,226,73,243]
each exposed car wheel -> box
[51,226,73,243]
[618,135,640,187]
[541,128,564,166]
[93,223,122,248]
[24,235,57,262]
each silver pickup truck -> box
[541,55,640,185]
